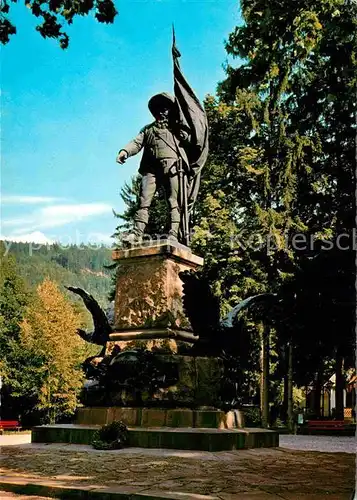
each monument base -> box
[76,406,245,429]
[32,424,279,451]
[33,403,279,452]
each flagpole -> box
[183,175,190,246]
[172,26,208,246]
[177,158,189,246]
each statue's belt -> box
[146,159,181,177]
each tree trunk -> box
[282,346,288,422]
[305,385,308,412]
[260,324,270,427]
[335,352,344,420]
[287,342,294,432]
[312,371,322,417]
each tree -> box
[0,244,38,422]
[218,0,356,420]
[1,242,97,424]
[0,246,31,350]
[0,0,117,48]
[20,278,86,423]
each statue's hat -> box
[148,92,176,115]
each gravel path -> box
[280,434,356,454]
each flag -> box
[172,27,209,212]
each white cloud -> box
[1,216,34,228]
[1,195,62,204]
[1,231,54,244]
[2,203,112,234]
[43,203,111,219]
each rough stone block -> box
[141,408,167,427]
[90,408,109,425]
[194,410,226,429]
[85,355,223,408]
[76,407,246,430]
[77,408,92,425]
[113,407,140,426]
[105,407,116,424]
[168,356,196,404]
[146,355,224,408]
[166,409,193,428]
[194,357,223,406]
[112,241,203,331]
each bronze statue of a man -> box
[116,32,209,247]
[116,92,191,242]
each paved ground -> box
[2,432,356,453]
[279,434,356,454]
[0,434,32,446]
[0,440,355,499]
[0,492,53,499]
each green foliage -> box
[0,247,41,423]
[243,407,262,427]
[200,0,356,392]
[0,243,99,424]
[0,0,117,48]
[92,420,129,450]
[0,246,31,345]
[20,278,86,423]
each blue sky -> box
[1,0,241,246]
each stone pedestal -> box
[112,240,203,330]
[81,355,224,408]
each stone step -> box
[32,424,279,452]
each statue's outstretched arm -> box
[120,128,146,158]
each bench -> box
[0,420,21,434]
[307,420,345,432]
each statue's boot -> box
[122,221,146,245]
[168,220,180,243]
[133,221,146,237]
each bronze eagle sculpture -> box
[67,273,275,357]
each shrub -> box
[243,407,262,427]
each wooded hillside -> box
[2,242,113,307]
